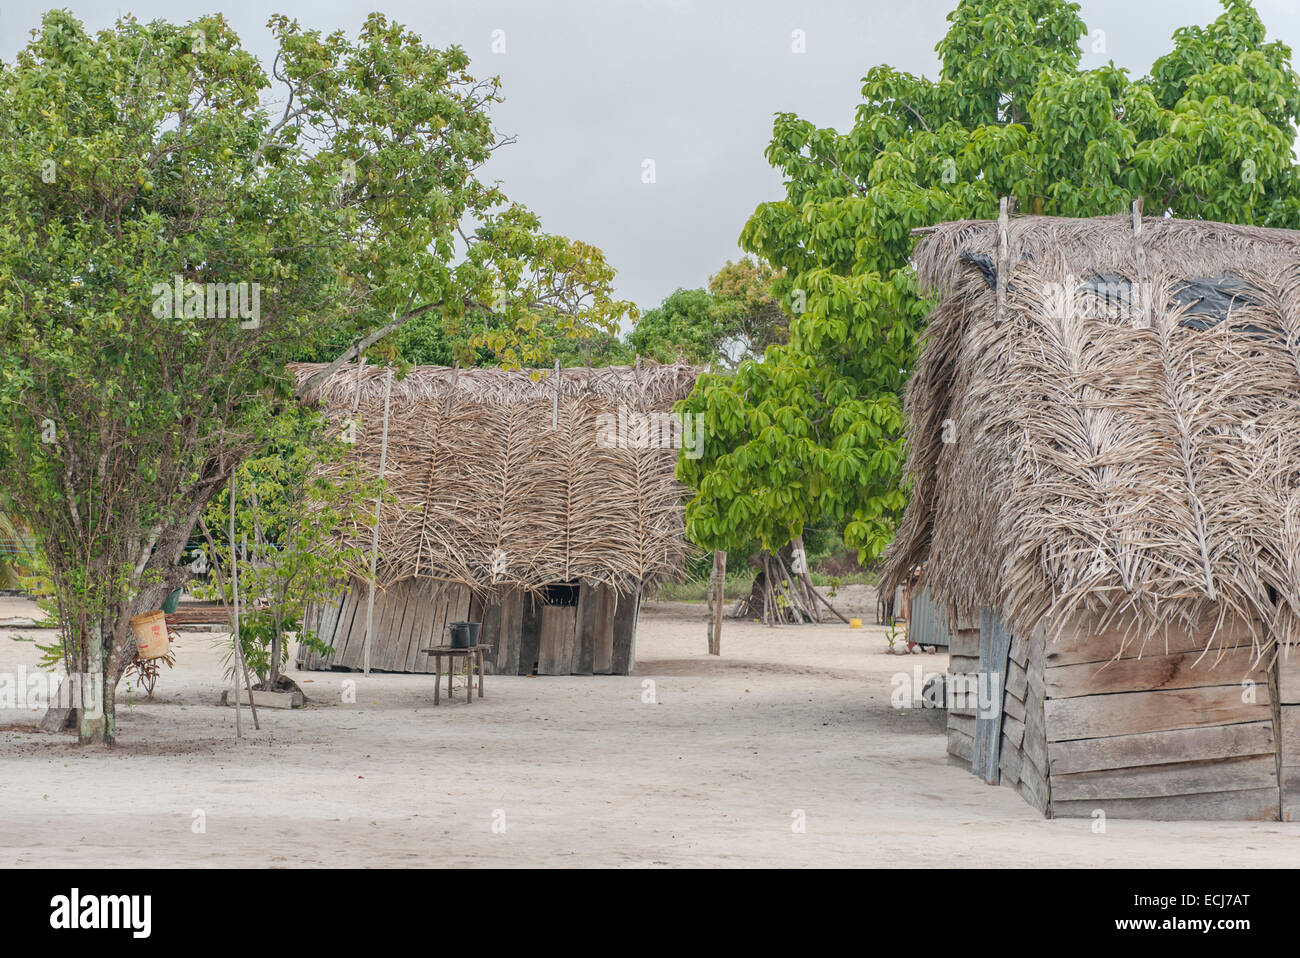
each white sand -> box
[1,590,1296,867]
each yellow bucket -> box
[130,610,170,659]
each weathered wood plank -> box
[474,588,500,674]
[1052,754,1278,801]
[371,585,401,669]
[1018,766,1050,815]
[948,654,979,676]
[572,583,597,675]
[388,583,416,669]
[1048,720,1275,776]
[972,607,1010,784]
[1280,706,1300,766]
[1280,652,1300,705]
[301,593,344,669]
[610,590,639,675]
[330,586,362,664]
[1052,787,1280,821]
[500,589,523,676]
[537,604,577,675]
[1009,632,1028,669]
[1003,689,1027,723]
[1045,686,1271,742]
[948,712,975,740]
[1002,713,1026,749]
[592,585,615,674]
[401,580,428,673]
[1047,647,1264,699]
[949,628,980,657]
[1044,613,1259,667]
[391,581,421,671]
[518,591,543,674]
[1005,659,1028,701]
[955,605,979,631]
[947,728,974,763]
[999,734,1023,785]
[415,582,450,675]
[1022,675,1050,781]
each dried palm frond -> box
[885,213,1300,661]
[290,361,702,597]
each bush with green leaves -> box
[197,407,378,691]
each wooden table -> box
[423,644,491,705]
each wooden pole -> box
[197,513,259,730]
[229,476,241,738]
[709,550,726,655]
[551,359,560,431]
[363,366,394,675]
[236,533,260,730]
[994,196,1010,328]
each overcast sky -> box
[3,1,1298,312]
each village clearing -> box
[0,589,1296,868]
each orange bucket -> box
[129,610,170,659]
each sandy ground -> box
[0,587,1297,867]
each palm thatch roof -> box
[883,213,1300,658]
[290,361,702,596]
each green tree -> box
[707,257,790,361]
[679,0,1300,578]
[0,11,631,743]
[629,261,791,371]
[629,287,743,367]
[197,408,377,693]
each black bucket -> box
[448,621,481,649]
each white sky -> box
[3,1,1297,310]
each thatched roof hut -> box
[884,211,1300,821]
[290,360,701,676]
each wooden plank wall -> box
[1279,650,1300,820]
[1043,614,1280,821]
[1016,623,1050,814]
[946,607,980,766]
[972,607,1011,784]
[298,578,471,673]
[300,580,636,675]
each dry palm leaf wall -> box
[884,214,1300,661]
[290,361,701,597]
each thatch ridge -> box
[884,214,1300,660]
[290,361,703,596]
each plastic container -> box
[448,621,481,649]
[130,610,170,659]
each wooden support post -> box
[363,366,394,675]
[551,359,561,431]
[709,550,726,655]
[229,477,241,737]
[994,196,1011,327]
[1131,196,1149,328]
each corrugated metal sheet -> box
[906,586,950,647]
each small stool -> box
[423,644,490,705]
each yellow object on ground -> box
[849,618,862,629]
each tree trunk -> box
[270,608,284,690]
[733,542,819,625]
[77,621,106,745]
[72,545,190,745]
[708,550,725,655]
